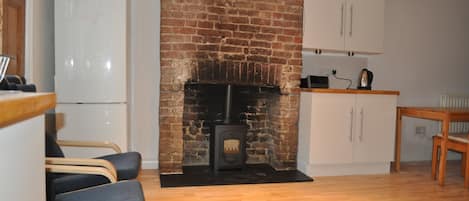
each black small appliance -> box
[300,75,329,88]
[357,68,373,90]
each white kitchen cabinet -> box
[303,0,384,54]
[352,94,396,163]
[303,0,345,53]
[297,92,397,176]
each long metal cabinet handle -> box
[349,108,354,142]
[359,108,364,142]
[340,3,344,36]
[349,4,353,37]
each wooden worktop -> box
[0,92,56,128]
[301,88,400,95]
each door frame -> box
[2,0,26,76]
[24,0,32,82]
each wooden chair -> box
[432,133,469,187]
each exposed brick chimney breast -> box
[159,0,303,174]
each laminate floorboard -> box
[138,161,469,201]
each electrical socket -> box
[332,69,337,75]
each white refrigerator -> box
[54,0,128,157]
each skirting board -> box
[142,160,158,169]
[298,161,391,177]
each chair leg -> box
[463,152,467,177]
[432,137,439,180]
[465,144,469,188]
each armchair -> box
[45,133,142,194]
[46,165,144,201]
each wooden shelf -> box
[301,88,400,95]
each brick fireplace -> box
[159,0,304,174]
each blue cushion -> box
[55,180,144,201]
[53,152,142,194]
[53,174,110,194]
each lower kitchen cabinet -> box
[297,91,397,176]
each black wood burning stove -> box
[210,85,247,171]
[210,124,246,170]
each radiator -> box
[440,95,469,133]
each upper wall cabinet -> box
[303,0,384,54]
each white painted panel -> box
[303,0,346,51]
[56,104,128,158]
[353,94,397,162]
[297,92,313,169]
[309,93,355,164]
[55,0,127,103]
[0,116,45,201]
[302,162,390,177]
[129,0,160,169]
[345,0,384,53]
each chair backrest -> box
[46,173,56,201]
[45,132,65,158]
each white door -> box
[352,94,396,163]
[55,103,128,158]
[310,93,355,164]
[55,0,127,103]
[303,0,346,51]
[345,0,384,53]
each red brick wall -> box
[159,0,303,174]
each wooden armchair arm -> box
[57,139,122,153]
[45,157,117,179]
[45,164,117,183]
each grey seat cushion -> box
[54,152,142,194]
[53,174,110,195]
[55,180,144,201]
[97,152,142,180]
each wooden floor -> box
[138,162,469,201]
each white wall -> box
[25,0,54,92]
[368,0,469,161]
[302,53,367,89]
[129,0,160,169]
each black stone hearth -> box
[159,164,313,188]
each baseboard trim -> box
[299,162,391,177]
[142,160,158,169]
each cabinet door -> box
[345,0,384,53]
[310,93,355,164]
[352,94,396,163]
[303,0,346,51]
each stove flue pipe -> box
[224,84,232,124]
